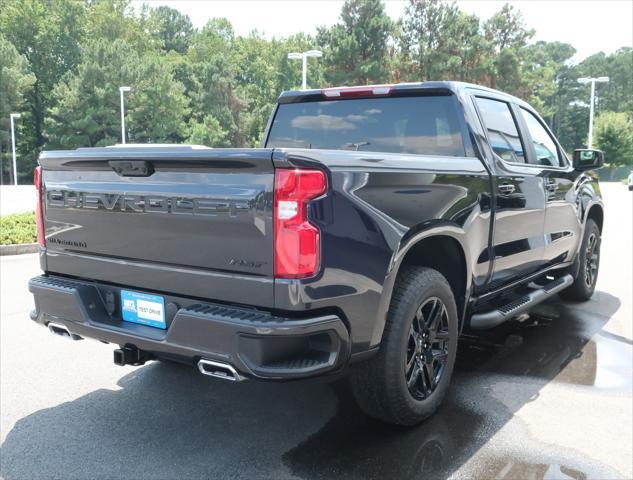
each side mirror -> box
[573,149,604,170]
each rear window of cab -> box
[266,96,466,157]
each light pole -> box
[10,113,21,185]
[577,76,609,148]
[119,86,132,144]
[287,50,323,90]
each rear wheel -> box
[350,267,458,426]
[560,218,601,301]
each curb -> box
[0,243,39,256]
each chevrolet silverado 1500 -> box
[29,82,605,425]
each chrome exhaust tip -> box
[197,359,244,382]
[47,322,82,340]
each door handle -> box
[498,183,515,195]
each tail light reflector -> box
[34,166,45,247]
[274,169,326,279]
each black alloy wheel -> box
[584,232,600,289]
[405,297,450,400]
[560,218,601,302]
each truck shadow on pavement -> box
[1,292,628,480]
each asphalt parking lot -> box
[1,182,631,480]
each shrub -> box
[0,211,36,245]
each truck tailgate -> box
[40,147,275,307]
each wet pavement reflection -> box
[284,382,484,479]
[457,293,631,393]
[284,293,629,479]
[1,293,630,479]
[470,461,588,480]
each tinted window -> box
[476,97,526,163]
[519,108,562,167]
[266,96,465,157]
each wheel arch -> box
[370,226,472,346]
[585,203,604,233]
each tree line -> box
[1,0,632,184]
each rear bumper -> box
[28,275,350,380]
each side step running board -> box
[469,274,574,329]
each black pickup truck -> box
[29,82,604,425]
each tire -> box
[560,218,601,302]
[350,267,458,426]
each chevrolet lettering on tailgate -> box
[46,190,250,216]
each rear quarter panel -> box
[272,149,492,352]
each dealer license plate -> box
[121,289,166,329]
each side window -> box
[475,97,526,163]
[519,108,563,167]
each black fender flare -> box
[369,222,473,347]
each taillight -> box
[34,166,45,247]
[274,169,326,279]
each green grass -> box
[0,211,37,245]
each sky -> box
[136,0,633,63]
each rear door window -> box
[475,97,526,164]
[266,96,466,157]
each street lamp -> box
[287,50,323,90]
[9,113,21,185]
[119,86,132,144]
[577,76,609,148]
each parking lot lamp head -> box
[287,50,323,90]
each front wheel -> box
[350,267,458,426]
[560,218,601,301]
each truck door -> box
[516,106,582,267]
[473,96,548,287]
